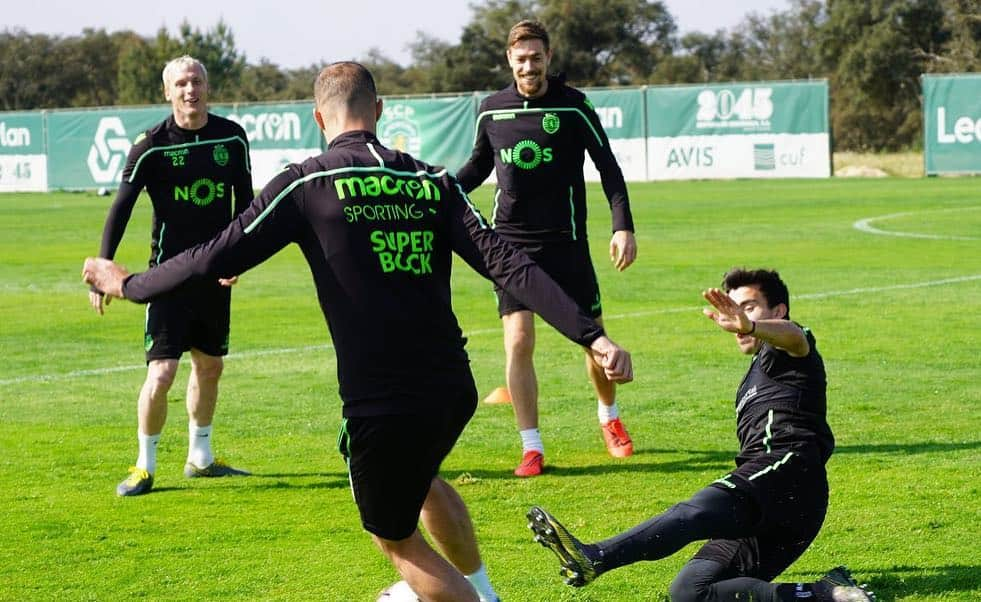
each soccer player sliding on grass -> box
[527,269,875,601]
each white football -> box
[376,580,420,601]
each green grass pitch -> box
[0,177,978,600]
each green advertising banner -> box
[581,88,645,140]
[646,80,829,180]
[377,95,476,173]
[923,74,981,175]
[647,80,828,137]
[0,112,44,154]
[582,87,647,181]
[45,103,323,190]
[213,102,320,150]
[14,82,838,191]
[215,101,321,188]
[0,111,46,191]
[47,107,164,189]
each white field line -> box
[3,274,981,387]
[853,207,981,241]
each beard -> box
[517,73,545,97]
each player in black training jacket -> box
[456,20,638,477]
[527,269,875,602]
[88,55,253,497]
[83,62,634,602]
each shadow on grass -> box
[863,564,980,600]
[648,440,981,460]
[452,440,981,480]
[148,472,350,492]
[247,472,349,490]
[835,440,981,455]
[455,452,732,480]
[254,472,346,479]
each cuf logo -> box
[87,117,132,184]
[542,113,560,134]
[213,144,229,166]
[500,139,553,170]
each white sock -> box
[598,400,619,424]
[465,564,499,602]
[519,428,544,454]
[187,423,214,468]
[136,432,160,474]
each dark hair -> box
[508,20,550,51]
[721,268,791,318]
[314,61,377,113]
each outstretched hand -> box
[82,258,129,309]
[589,335,633,383]
[702,288,752,334]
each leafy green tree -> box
[117,20,244,105]
[928,0,981,72]
[732,0,828,81]
[0,30,62,109]
[62,29,138,107]
[117,28,179,105]
[407,0,528,93]
[653,31,728,83]
[821,0,947,150]
[409,0,676,91]
[282,64,327,99]
[173,20,245,101]
[538,0,676,85]
[235,59,291,101]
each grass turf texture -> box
[1,178,978,601]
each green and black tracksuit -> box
[456,75,633,243]
[97,113,253,359]
[456,75,634,318]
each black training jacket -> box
[734,327,835,465]
[456,76,633,243]
[98,113,253,266]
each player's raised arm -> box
[84,168,302,304]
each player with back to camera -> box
[83,61,634,602]
[526,269,875,601]
[456,20,639,477]
[89,55,253,497]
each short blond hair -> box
[314,61,377,115]
[162,55,208,87]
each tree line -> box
[1,0,977,151]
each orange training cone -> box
[483,386,512,404]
